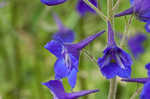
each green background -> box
[0,0,150,99]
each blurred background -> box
[0,0,150,99]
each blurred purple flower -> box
[145,21,150,33]
[45,30,105,89]
[76,0,98,16]
[128,33,147,59]
[42,80,99,99]
[115,0,150,22]
[40,0,98,16]
[122,63,150,99]
[0,2,7,8]
[52,14,75,43]
[40,0,67,6]
[97,21,132,79]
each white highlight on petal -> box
[50,90,59,99]
[116,54,125,69]
[61,46,72,71]
[101,56,110,68]
[148,24,150,31]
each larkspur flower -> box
[76,0,98,16]
[122,63,150,99]
[52,14,75,43]
[97,21,132,79]
[45,30,105,89]
[115,0,150,22]
[42,80,99,99]
[128,33,147,59]
[40,0,98,16]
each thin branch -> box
[82,49,98,66]
[83,0,109,22]
[120,15,134,47]
[112,0,121,11]
[130,87,142,99]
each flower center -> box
[61,46,72,71]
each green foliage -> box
[0,0,149,99]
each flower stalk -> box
[107,0,118,99]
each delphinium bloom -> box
[76,0,98,16]
[45,29,105,89]
[115,0,150,22]
[52,14,75,43]
[42,80,99,99]
[40,0,98,16]
[128,33,147,59]
[115,0,150,33]
[122,63,150,99]
[97,21,132,79]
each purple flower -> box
[128,33,147,59]
[145,21,150,33]
[115,0,150,22]
[40,0,98,16]
[76,0,98,16]
[45,30,105,89]
[122,63,150,99]
[40,0,67,6]
[42,80,99,99]
[97,21,132,79]
[52,14,75,43]
[146,63,150,77]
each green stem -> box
[79,18,88,99]
[108,77,117,99]
[107,0,114,24]
[130,87,142,99]
[83,0,108,22]
[107,0,118,99]
[120,15,134,47]
[112,0,121,11]
[82,49,97,66]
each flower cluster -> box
[115,0,150,33]
[43,12,104,97]
[40,0,150,98]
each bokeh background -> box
[0,0,150,99]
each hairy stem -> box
[112,0,121,11]
[82,49,98,66]
[130,87,142,99]
[120,15,134,47]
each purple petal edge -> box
[121,78,150,84]
[75,30,105,50]
[40,0,67,6]
[115,7,134,17]
[107,21,116,46]
[68,89,99,98]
